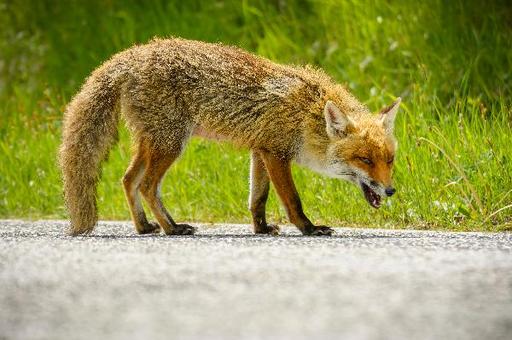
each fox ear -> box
[379,97,401,134]
[324,101,355,138]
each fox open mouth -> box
[361,182,381,208]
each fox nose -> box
[385,187,396,197]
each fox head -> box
[299,98,401,208]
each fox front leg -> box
[249,151,280,235]
[258,150,334,236]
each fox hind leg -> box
[139,140,195,236]
[123,143,160,234]
[249,151,279,236]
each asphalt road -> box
[1,220,511,340]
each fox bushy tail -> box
[58,65,122,235]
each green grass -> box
[1,0,511,231]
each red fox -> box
[59,38,400,237]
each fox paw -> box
[308,226,335,236]
[138,222,161,235]
[255,224,280,236]
[166,224,196,236]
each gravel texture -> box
[1,220,511,340]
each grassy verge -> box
[1,0,511,231]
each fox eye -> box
[387,156,394,164]
[359,157,373,166]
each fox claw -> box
[167,224,196,236]
[255,224,280,236]
[138,222,161,234]
[309,226,335,236]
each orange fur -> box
[58,38,400,236]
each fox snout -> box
[385,187,396,197]
[370,180,395,197]
[362,179,395,208]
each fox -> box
[59,37,401,237]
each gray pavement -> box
[1,220,511,340]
